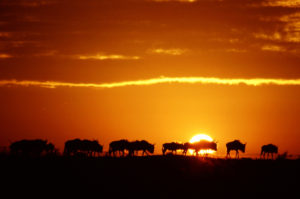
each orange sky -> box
[0,0,300,157]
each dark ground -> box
[1,155,299,198]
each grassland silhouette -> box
[1,138,298,197]
[4,138,285,160]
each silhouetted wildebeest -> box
[182,142,190,155]
[261,144,278,159]
[185,140,217,156]
[162,142,185,155]
[109,139,130,157]
[64,139,103,157]
[46,142,55,153]
[226,140,246,158]
[9,139,55,157]
[128,140,154,156]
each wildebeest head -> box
[274,146,278,153]
[210,142,217,151]
[46,142,55,152]
[241,143,246,153]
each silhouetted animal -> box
[162,142,184,155]
[64,139,81,156]
[128,140,154,156]
[226,140,246,158]
[9,139,54,157]
[109,139,130,157]
[45,142,55,154]
[182,142,191,155]
[64,139,103,157]
[188,140,217,156]
[261,144,278,159]
[277,152,287,160]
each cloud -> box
[254,13,300,43]
[0,32,11,37]
[1,76,300,89]
[262,0,300,7]
[0,54,12,59]
[149,48,187,55]
[280,12,300,42]
[77,53,140,60]
[261,45,286,52]
[254,32,282,41]
[0,0,54,7]
[225,48,247,53]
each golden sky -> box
[0,0,300,157]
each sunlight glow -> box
[189,134,213,143]
[189,134,215,155]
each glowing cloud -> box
[78,54,140,60]
[150,48,186,55]
[1,77,300,89]
[255,13,300,43]
[0,54,12,59]
[254,32,282,41]
[281,12,300,42]
[225,48,247,53]
[261,45,286,52]
[0,32,11,37]
[263,0,300,7]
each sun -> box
[189,134,215,155]
[189,134,213,143]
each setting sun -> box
[189,134,215,155]
[189,134,213,143]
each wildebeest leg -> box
[226,150,230,159]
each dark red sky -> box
[0,0,300,157]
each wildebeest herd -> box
[162,140,217,156]
[9,139,56,156]
[7,138,279,159]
